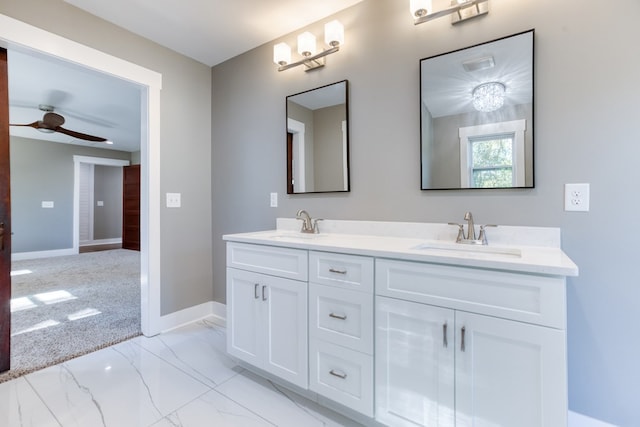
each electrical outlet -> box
[564,183,590,212]
[166,192,181,208]
[270,192,278,208]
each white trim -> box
[1,14,163,337]
[287,118,306,192]
[158,301,227,333]
[568,411,617,427]
[459,119,526,188]
[12,248,76,261]
[73,156,129,254]
[342,120,348,191]
[79,238,122,247]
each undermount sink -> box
[266,232,327,240]
[411,241,522,257]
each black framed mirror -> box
[420,30,534,190]
[286,80,349,194]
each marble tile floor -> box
[0,318,363,427]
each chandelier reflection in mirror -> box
[472,82,506,112]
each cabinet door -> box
[226,268,263,366]
[455,312,567,427]
[376,296,455,427]
[262,273,309,389]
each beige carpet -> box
[0,249,141,383]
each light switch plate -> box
[270,192,278,208]
[42,201,54,208]
[97,201,104,207]
[166,192,181,208]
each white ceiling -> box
[8,49,143,152]
[63,0,365,67]
[421,31,533,118]
[8,1,364,152]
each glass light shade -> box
[273,42,291,65]
[297,32,317,56]
[410,0,432,17]
[324,20,344,47]
[472,82,506,112]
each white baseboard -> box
[569,411,617,427]
[12,248,77,261]
[156,301,226,334]
[80,238,122,246]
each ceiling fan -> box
[9,105,112,144]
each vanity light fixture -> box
[273,20,344,72]
[472,81,505,112]
[411,0,489,25]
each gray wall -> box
[1,0,214,315]
[314,104,345,191]
[211,0,640,425]
[93,165,123,240]
[10,136,129,252]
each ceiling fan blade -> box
[55,126,108,142]
[9,121,40,128]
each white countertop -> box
[223,219,579,277]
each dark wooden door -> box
[122,164,140,251]
[0,48,12,372]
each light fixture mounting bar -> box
[414,0,489,25]
[277,46,340,72]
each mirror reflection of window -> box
[469,135,514,188]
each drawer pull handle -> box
[329,312,347,320]
[262,285,267,301]
[443,322,448,348]
[328,268,347,275]
[461,326,466,352]
[329,369,347,379]
[254,283,259,299]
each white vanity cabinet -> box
[375,258,568,427]
[308,251,375,417]
[226,242,309,388]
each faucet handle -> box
[312,218,323,234]
[478,224,497,245]
[448,222,465,243]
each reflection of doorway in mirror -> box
[287,118,306,192]
[342,120,347,191]
[459,119,526,188]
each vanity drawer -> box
[309,283,373,354]
[376,258,566,329]
[309,251,373,293]
[309,339,373,417]
[227,242,307,281]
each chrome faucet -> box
[296,209,322,233]
[449,211,496,245]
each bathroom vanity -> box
[223,218,578,427]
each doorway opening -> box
[0,13,162,377]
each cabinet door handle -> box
[461,326,466,352]
[328,268,347,275]
[0,222,5,251]
[254,283,259,299]
[262,285,267,301]
[329,312,347,320]
[329,369,347,379]
[443,322,448,348]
